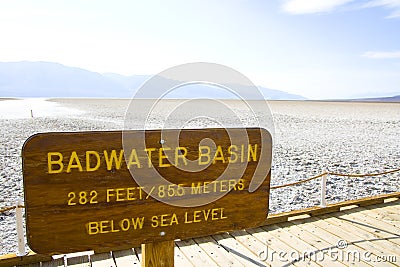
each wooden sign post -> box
[22,128,272,266]
[142,240,174,266]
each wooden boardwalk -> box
[2,196,399,267]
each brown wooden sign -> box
[22,128,272,255]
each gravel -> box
[0,98,399,254]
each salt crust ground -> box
[0,98,399,254]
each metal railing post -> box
[320,174,327,207]
[15,198,27,256]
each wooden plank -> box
[261,224,330,266]
[303,216,397,267]
[266,223,348,266]
[22,128,272,254]
[318,215,400,256]
[358,198,385,207]
[141,240,174,267]
[113,249,140,266]
[246,227,321,267]
[174,245,194,267]
[41,258,64,267]
[356,206,400,228]
[356,200,400,215]
[212,232,268,267]
[339,208,400,242]
[382,204,400,213]
[229,230,266,253]
[90,252,116,267]
[289,218,374,267]
[194,235,245,266]
[0,252,51,267]
[175,239,216,267]
[308,206,342,216]
[360,200,400,209]
[326,212,400,248]
[282,221,371,267]
[18,263,41,267]
[66,255,91,267]
[265,192,400,226]
[229,229,281,267]
[362,209,400,227]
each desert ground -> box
[0,98,399,254]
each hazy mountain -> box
[0,61,306,99]
[103,73,150,95]
[104,72,307,100]
[350,95,400,102]
[0,61,127,97]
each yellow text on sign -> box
[67,179,245,206]
[86,207,227,235]
[47,144,258,174]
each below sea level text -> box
[86,207,228,235]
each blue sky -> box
[0,0,399,99]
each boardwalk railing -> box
[270,168,400,207]
[1,168,400,257]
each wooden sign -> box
[22,128,272,255]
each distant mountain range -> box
[350,95,400,102]
[0,61,306,100]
